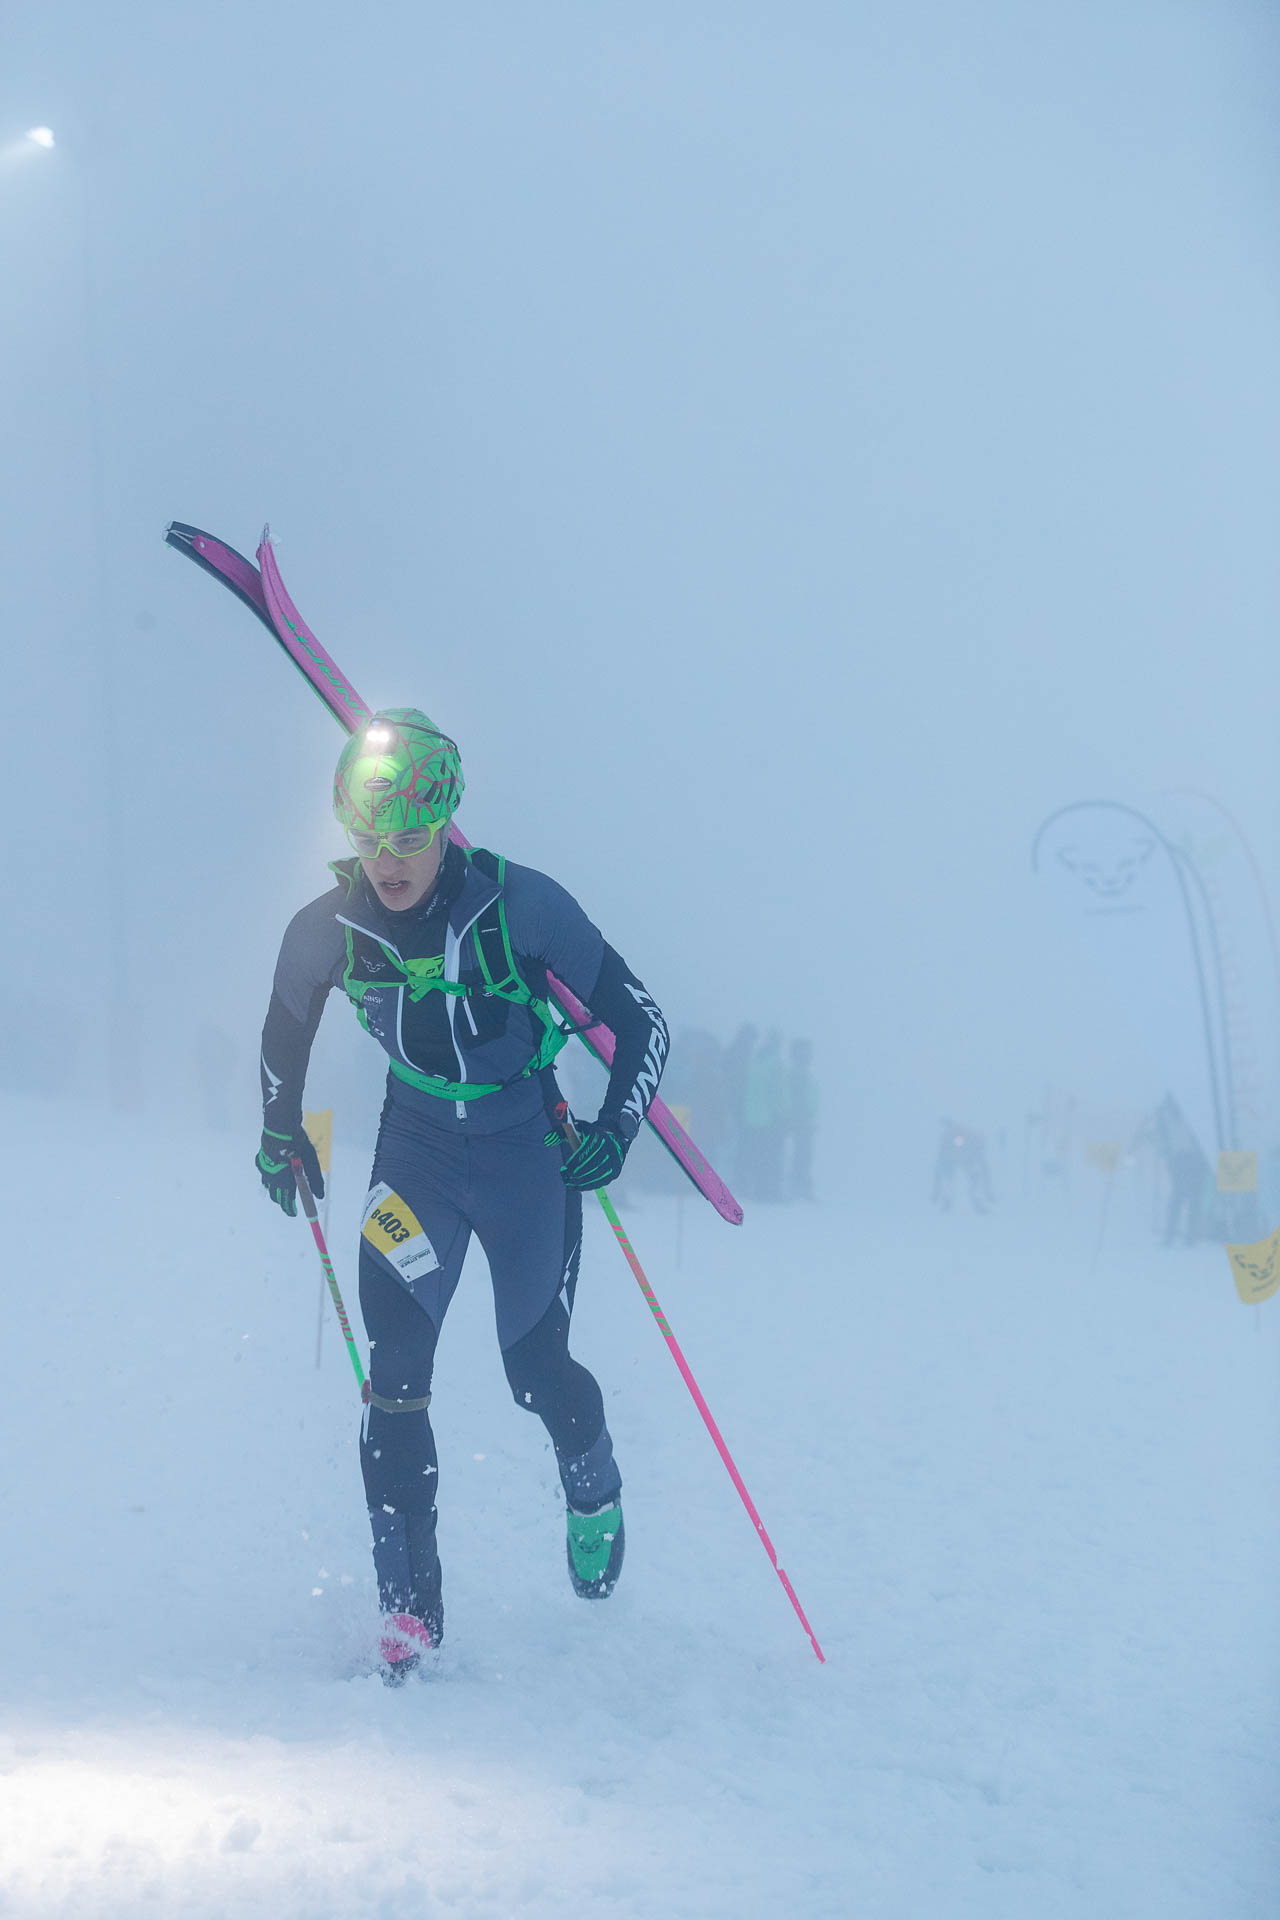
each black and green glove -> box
[256,1123,325,1217]
[558,1114,637,1192]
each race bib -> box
[361,1182,441,1284]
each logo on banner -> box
[1052,831,1158,906]
[1225,1224,1280,1305]
[1217,1151,1258,1194]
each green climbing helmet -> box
[333,708,464,855]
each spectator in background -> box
[741,1029,787,1200]
[1153,1093,1210,1247]
[932,1119,995,1214]
[723,1024,758,1183]
[786,1038,818,1200]
[683,1027,730,1173]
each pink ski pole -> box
[558,1108,825,1663]
[292,1155,369,1403]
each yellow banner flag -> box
[1217,1150,1258,1194]
[1085,1141,1122,1172]
[1225,1222,1280,1305]
[303,1108,333,1176]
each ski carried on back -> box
[165,520,743,1225]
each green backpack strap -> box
[343,926,466,1014]
[340,847,576,1101]
[467,850,526,1001]
[465,849,574,1076]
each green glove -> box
[256,1123,325,1217]
[558,1117,632,1192]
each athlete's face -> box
[359,833,446,912]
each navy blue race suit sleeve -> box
[580,944,670,1140]
[493,860,670,1139]
[259,886,347,1127]
[259,982,328,1131]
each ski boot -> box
[370,1505,443,1684]
[378,1609,441,1686]
[566,1499,625,1599]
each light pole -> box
[20,122,141,1111]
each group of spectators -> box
[633,1025,819,1203]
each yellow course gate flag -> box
[1217,1150,1258,1194]
[1085,1141,1122,1172]
[303,1108,334,1177]
[1225,1222,1280,1305]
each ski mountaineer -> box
[255,709,669,1678]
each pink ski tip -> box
[379,1612,436,1664]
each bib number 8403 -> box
[360,1181,441,1282]
[370,1208,410,1244]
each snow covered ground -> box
[2,1093,1277,1918]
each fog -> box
[3,8,1280,1912]
[5,0,1277,1175]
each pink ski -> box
[257,530,373,733]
